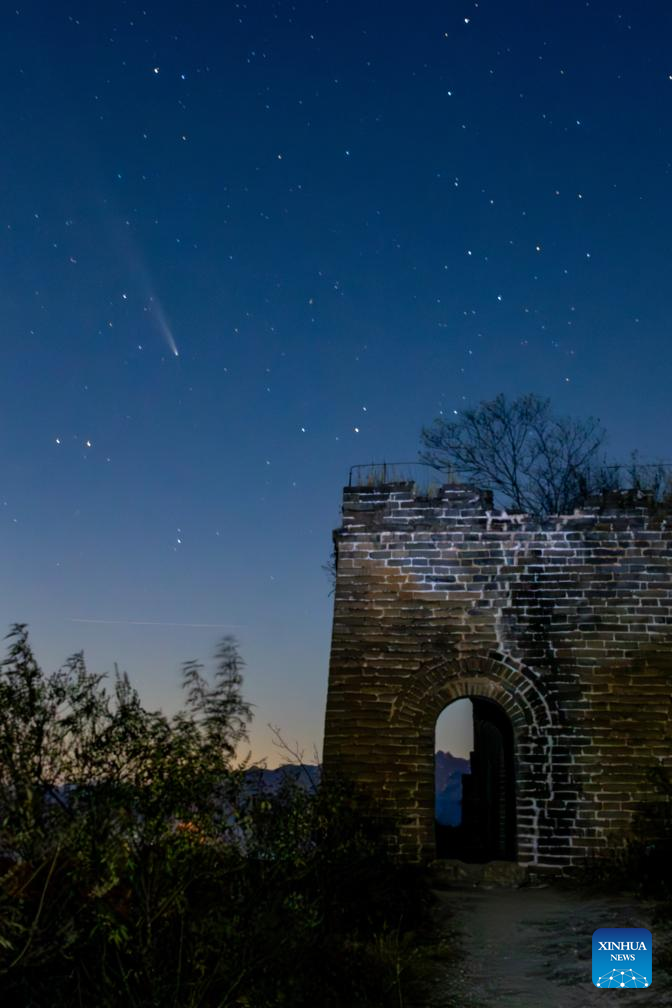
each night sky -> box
[4,1,672,764]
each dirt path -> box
[424,885,672,1007]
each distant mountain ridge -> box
[243,757,470,828]
[244,764,320,794]
[435,750,471,827]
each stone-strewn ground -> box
[420,884,672,1007]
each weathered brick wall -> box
[323,482,672,867]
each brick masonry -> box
[323,481,672,867]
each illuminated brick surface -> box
[323,482,672,865]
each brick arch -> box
[390,654,556,738]
[387,655,560,863]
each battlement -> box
[342,481,670,531]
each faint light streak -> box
[69,618,246,628]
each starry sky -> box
[3,1,672,764]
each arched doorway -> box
[435,696,516,862]
[388,655,551,863]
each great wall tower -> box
[323,477,672,868]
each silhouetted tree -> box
[420,392,606,515]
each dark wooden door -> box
[436,697,516,861]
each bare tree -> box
[419,393,606,515]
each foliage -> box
[420,392,606,515]
[0,625,429,1007]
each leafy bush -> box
[0,625,429,1007]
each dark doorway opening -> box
[435,697,516,862]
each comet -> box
[148,295,179,356]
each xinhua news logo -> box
[592,928,652,988]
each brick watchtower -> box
[323,478,672,867]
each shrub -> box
[0,625,429,1007]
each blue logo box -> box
[592,928,652,988]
